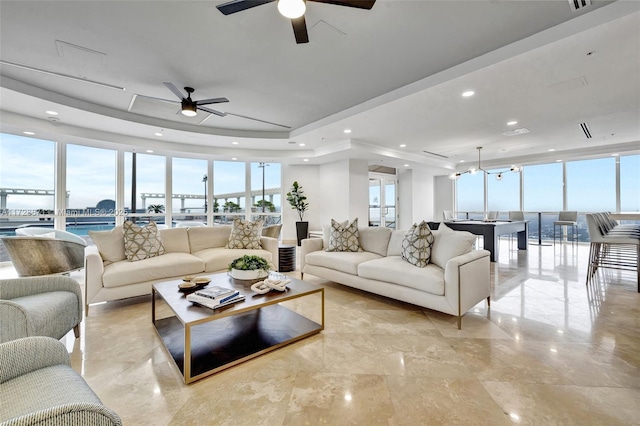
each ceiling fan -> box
[163,82,228,117]
[160,82,291,128]
[216,0,376,44]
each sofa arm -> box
[0,276,83,320]
[9,403,123,426]
[84,245,105,310]
[0,337,70,384]
[444,250,491,315]
[260,236,279,272]
[300,238,323,273]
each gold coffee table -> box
[152,273,324,384]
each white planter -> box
[230,269,268,280]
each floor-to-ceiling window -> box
[124,152,166,224]
[66,145,116,232]
[250,162,282,226]
[620,154,640,213]
[487,168,520,219]
[523,162,563,240]
[213,160,245,224]
[455,172,484,220]
[172,157,208,226]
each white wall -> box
[434,175,455,221]
[398,168,437,228]
[281,159,370,243]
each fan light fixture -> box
[449,147,520,181]
[181,101,197,117]
[278,0,306,19]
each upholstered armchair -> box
[1,235,86,277]
[0,336,122,425]
[0,276,83,344]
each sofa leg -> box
[85,304,89,316]
[73,324,80,338]
[300,272,304,280]
[487,296,491,307]
[457,315,462,330]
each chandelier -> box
[449,147,521,180]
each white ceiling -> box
[1,0,639,173]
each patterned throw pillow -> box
[401,221,435,268]
[123,221,165,262]
[327,218,363,252]
[226,218,263,249]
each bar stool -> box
[554,211,578,245]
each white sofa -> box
[301,224,491,329]
[84,225,278,313]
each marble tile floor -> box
[1,242,638,425]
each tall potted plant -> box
[286,181,309,246]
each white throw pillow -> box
[430,224,475,269]
[358,226,392,257]
[387,229,407,256]
[88,226,126,263]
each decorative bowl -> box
[193,277,211,285]
[230,269,269,280]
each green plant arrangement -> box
[147,204,165,213]
[228,255,272,272]
[286,181,309,221]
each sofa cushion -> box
[159,228,190,253]
[430,223,475,269]
[357,256,445,295]
[102,252,204,288]
[387,229,407,256]
[358,227,392,257]
[123,221,165,261]
[226,218,263,249]
[327,218,363,252]
[305,250,381,275]
[188,226,232,253]
[193,247,273,272]
[88,226,125,263]
[401,221,435,267]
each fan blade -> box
[309,0,375,9]
[225,112,291,129]
[195,97,229,106]
[291,16,309,44]
[198,106,227,117]
[163,82,185,100]
[216,0,275,15]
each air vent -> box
[569,0,591,12]
[422,150,448,158]
[580,122,592,139]
[502,128,530,137]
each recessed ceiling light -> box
[556,159,562,162]
[399,144,406,148]
[23,131,35,135]
[232,141,239,145]
[548,148,555,152]
[299,143,306,147]
[611,153,619,156]
[344,129,351,134]
[146,150,154,153]
[459,160,465,163]
[46,110,58,116]
[303,159,309,162]
[462,91,475,97]
[404,164,409,167]
[507,120,518,126]
[231,157,237,161]
[154,132,163,137]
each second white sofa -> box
[301,224,491,328]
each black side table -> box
[278,244,296,272]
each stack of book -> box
[186,286,245,310]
